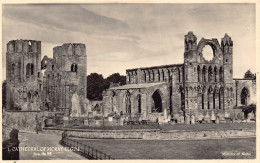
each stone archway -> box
[151,90,163,113]
[241,87,249,106]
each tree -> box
[87,73,126,101]
[244,70,256,79]
[87,73,106,100]
[105,73,126,87]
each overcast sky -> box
[2,3,256,79]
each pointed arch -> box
[219,66,223,82]
[214,66,218,82]
[241,87,249,106]
[125,91,131,114]
[157,69,160,81]
[202,66,206,82]
[71,63,78,72]
[137,94,142,113]
[197,65,201,82]
[152,89,163,113]
[208,66,213,82]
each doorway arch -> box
[152,90,163,113]
[241,87,249,106]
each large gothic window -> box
[125,91,131,114]
[26,63,34,77]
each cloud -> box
[3,4,130,36]
[2,3,256,79]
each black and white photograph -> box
[1,1,258,161]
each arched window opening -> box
[162,70,165,81]
[219,67,223,82]
[125,91,131,114]
[28,41,32,52]
[241,87,249,106]
[52,65,54,70]
[26,63,31,77]
[31,64,34,75]
[202,66,206,82]
[11,63,15,75]
[208,66,213,82]
[180,86,185,109]
[214,67,218,82]
[111,91,116,112]
[71,63,77,72]
[157,70,160,81]
[137,94,141,113]
[197,66,201,82]
[219,89,223,109]
[202,45,214,61]
[152,90,162,113]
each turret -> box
[221,34,233,83]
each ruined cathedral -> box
[5,32,256,124]
[102,32,256,123]
[6,40,87,117]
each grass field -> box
[72,137,256,159]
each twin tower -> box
[6,40,87,114]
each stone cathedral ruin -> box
[5,32,256,127]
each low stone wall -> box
[3,110,44,132]
[65,129,255,140]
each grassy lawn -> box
[71,137,256,159]
[55,122,256,131]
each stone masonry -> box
[102,32,256,123]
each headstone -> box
[180,116,185,124]
[216,116,220,124]
[119,117,124,126]
[191,115,195,124]
[108,116,113,122]
[204,111,210,123]
[83,119,89,126]
[211,111,216,121]
[185,116,190,124]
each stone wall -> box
[234,79,256,107]
[41,43,87,116]
[6,40,42,111]
[3,110,44,132]
[65,129,255,140]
